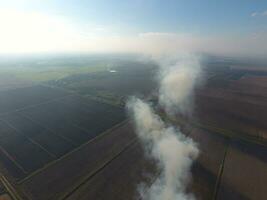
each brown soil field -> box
[62,126,230,200]
[18,121,136,200]
[1,66,267,200]
[65,142,156,200]
[188,128,228,200]
[217,140,267,200]
[0,87,126,184]
[0,194,12,200]
[195,72,267,139]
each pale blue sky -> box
[2,0,267,35]
[0,0,266,56]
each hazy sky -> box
[0,0,267,57]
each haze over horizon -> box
[1,0,267,59]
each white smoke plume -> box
[127,55,202,200]
[158,55,202,115]
[127,98,198,200]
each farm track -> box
[0,175,23,200]
[18,119,129,185]
[60,138,137,200]
[0,119,131,200]
[212,141,229,200]
[61,116,232,200]
[62,107,267,200]
[168,116,267,200]
[0,84,128,199]
[1,69,267,199]
[171,116,267,147]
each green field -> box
[0,64,108,82]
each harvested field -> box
[2,112,88,147]
[31,125,232,200]
[0,85,69,114]
[195,92,267,137]
[0,62,267,200]
[64,142,156,200]
[0,121,53,174]
[217,140,267,200]
[188,128,229,200]
[19,122,136,200]
[0,148,26,180]
[0,85,126,183]
[195,71,267,138]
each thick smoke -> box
[127,55,202,200]
[158,56,202,115]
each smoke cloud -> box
[127,55,202,200]
[158,55,202,115]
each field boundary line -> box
[2,120,57,159]
[41,83,125,109]
[194,120,267,147]
[168,115,267,148]
[19,113,78,147]
[0,92,74,117]
[60,139,137,200]
[18,119,129,184]
[0,175,24,200]
[0,145,27,174]
[212,140,230,200]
